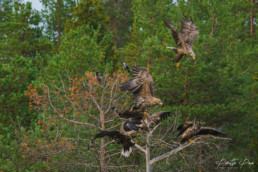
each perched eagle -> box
[121,62,131,73]
[176,119,193,137]
[177,120,227,144]
[95,71,102,82]
[92,120,141,157]
[120,111,171,131]
[119,66,163,110]
[163,15,199,63]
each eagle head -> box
[152,98,163,107]
[189,51,195,60]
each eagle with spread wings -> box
[92,119,141,157]
[177,120,227,144]
[119,66,163,111]
[163,15,199,63]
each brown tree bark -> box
[100,110,106,171]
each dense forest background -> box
[0,0,258,171]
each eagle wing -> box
[163,20,187,50]
[94,131,123,140]
[94,131,134,145]
[197,127,227,137]
[120,66,154,101]
[119,109,145,119]
[179,15,199,49]
[177,121,193,137]
[151,111,171,122]
[122,120,142,132]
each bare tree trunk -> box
[100,137,106,172]
[100,111,106,172]
[146,135,151,172]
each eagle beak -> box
[160,103,163,107]
[192,56,195,60]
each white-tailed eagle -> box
[119,66,163,111]
[177,120,227,144]
[164,15,199,63]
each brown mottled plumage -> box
[120,111,171,131]
[177,120,227,144]
[176,119,193,137]
[163,15,199,62]
[119,66,163,110]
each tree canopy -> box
[0,0,257,171]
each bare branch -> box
[103,140,116,148]
[106,123,122,131]
[134,143,146,153]
[149,136,231,165]
[148,123,161,137]
[45,85,96,127]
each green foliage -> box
[0,55,41,171]
[0,55,38,127]
[0,1,52,60]
[250,72,258,171]
[123,17,141,66]
[41,0,76,47]
[64,0,115,71]
[46,24,114,80]
[64,0,109,33]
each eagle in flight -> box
[163,15,199,63]
[177,119,227,144]
[119,66,163,111]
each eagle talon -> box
[143,112,148,119]
[189,139,193,142]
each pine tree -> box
[64,0,115,70]
[40,0,76,47]
[0,1,52,60]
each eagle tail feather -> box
[121,146,132,157]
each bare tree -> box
[24,69,139,171]
[23,69,230,172]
